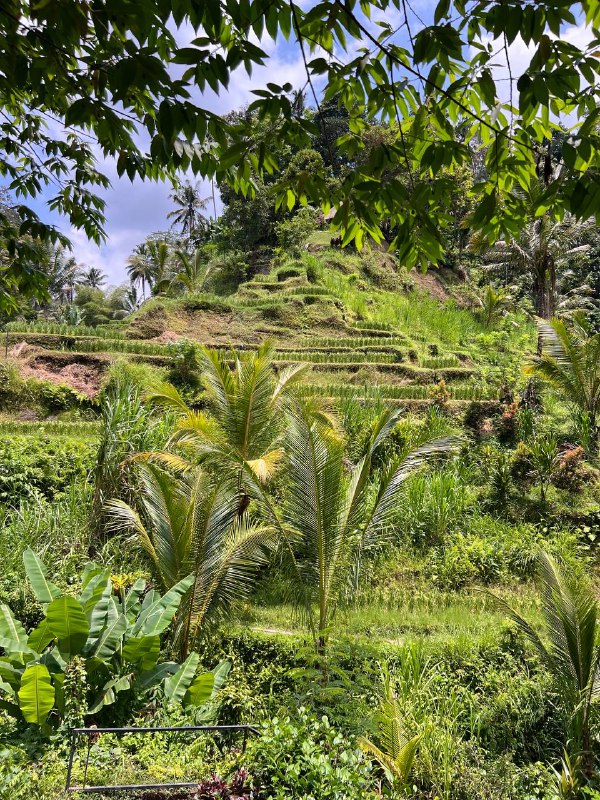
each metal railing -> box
[65,724,260,793]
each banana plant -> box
[0,550,229,727]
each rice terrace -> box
[2,0,600,798]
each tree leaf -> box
[164,652,199,703]
[122,635,161,670]
[27,619,55,654]
[88,675,131,714]
[93,613,127,661]
[134,575,194,637]
[0,604,30,655]
[46,597,90,658]
[18,664,55,725]
[22,550,60,603]
[135,662,179,691]
[185,671,215,707]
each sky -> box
[26,3,590,288]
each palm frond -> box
[146,382,191,415]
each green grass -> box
[238,586,540,650]
[298,382,495,401]
[0,419,100,438]
[5,321,126,338]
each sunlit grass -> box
[237,585,540,651]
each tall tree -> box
[168,182,210,238]
[2,0,600,300]
[470,181,593,319]
[127,244,155,299]
[80,266,106,289]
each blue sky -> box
[26,3,589,287]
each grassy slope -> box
[1,248,545,648]
[4,248,536,409]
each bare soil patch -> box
[18,352,106,397]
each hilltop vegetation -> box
[2,229,600,800]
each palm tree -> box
[147,240,173,294]
[106,463,277,657]
[168,181,210,238]
[80,266,106,289]
[477,284,512,328]
[42,245,81,304]
[493,552,600,777]
[170,248,216,293]
[147,343,309,508]
[527,314,600,450]
[127,244,154,299]
[271,405,456,654]
[470,180,592,319]
[358,670,421,791]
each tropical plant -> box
[527,434,561,502]
[127,244,156,298]
[493,552,600,777]
[471,180,592,319]
[168,181,210,238]
[170,248,216,293]
[106,463,278,657]
[41,244,80,304]
[80,266,106,289]
[272,405,456,653]
[0,550,227,727]
[477,284,512,328]
[527,314,600,451]
[92,379,171,538]
[147,343,309,503]
[358,670,421,791]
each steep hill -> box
[2,249,535,421]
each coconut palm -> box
[146,343,309,504]
[470,180,592,319]
[527,314,600,450]
[127,244,155,298]
[41,245,80,304]
[106,463,277,658]
[168,181,210,238]
[477,284,512,328]
[80,265,106,289]
[493,552,600,776]
[358,670,421,791]
[170,248,216,293]
[272,405,456,654]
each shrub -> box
[0,553,226,728]
[552,445,587,491]
[0,435,95,506]
[275,208,319,257]
[245,710,377,800]
[510,441,534,485]
[496,402,519,444]
[167,338,202,387]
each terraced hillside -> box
[1,249,534,419]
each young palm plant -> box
[170,248,216,293]
[106,462,277,658]
[272,405,456,654]
[527,314,600,451]
[477,284,512,328]
[147,343,309,508]
[493,552,600,778]
[358,670,421,792]
[527,433,561,502]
